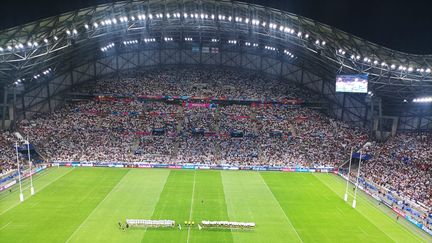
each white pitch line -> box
[316,174,423,243]
[0,221,11,231]
[258,173,304,243]
[65,170,131,243]
[0,168,74,216]
[186,170,197,243]
[0,167,55,201]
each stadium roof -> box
[0,0,432,101]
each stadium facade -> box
[0,0,431,133]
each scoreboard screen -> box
[335,74,368,93]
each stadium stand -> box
[0,68,430,230]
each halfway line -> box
[186,170,197,243]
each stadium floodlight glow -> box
[245,42,251,46]
[350,55,355,60]
[101,42,115,52]
[228,40,237,44]
[297,32,302,37]
[84,24,89,29]
[390,64,396,69]
[253,43,259,47]
[284,50,295,58]
[211,38,219,42]
[54,36,58,41]
[381,62,387,67]
[305,34,309,38]
[184,37,193,41]
[426,68,431,73]
[112,18,117,24]
[93,22,99,28]
[33,41,38,47]
[356,55,360,60]
[0,47,3,52]
[245,18,249,23]
[18,43,24,49]
[262,21,266,27]
[44,38,49,43]
[321,41,326,46]
[201,13,205,19]
[264,46,276,51]
[408,67,413,72]
[413,97,432,103]
[123,40,138,45]
[166,13,170,18]
[27,42,32,47]
[228,16,232,21]
[164,37,173,42]
[315,40,320,45]
[66,29,71,35]
[143,38,156,43]
[7,45,12,51]
[373,60,378,65]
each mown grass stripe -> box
[0,168,127,243]
[222,171,303,243]
[65,169,170,243]
[0,167,74,216]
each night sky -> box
[1,0,432,54]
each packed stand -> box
[361,133,432,208]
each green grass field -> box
[0,167,430,242]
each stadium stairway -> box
[214,111,222,160]
[170,109,185,162]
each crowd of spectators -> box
[0,131,16,174]
[361,133,432,208]
[0,67,430,209]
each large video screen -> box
[335,74,368,93]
